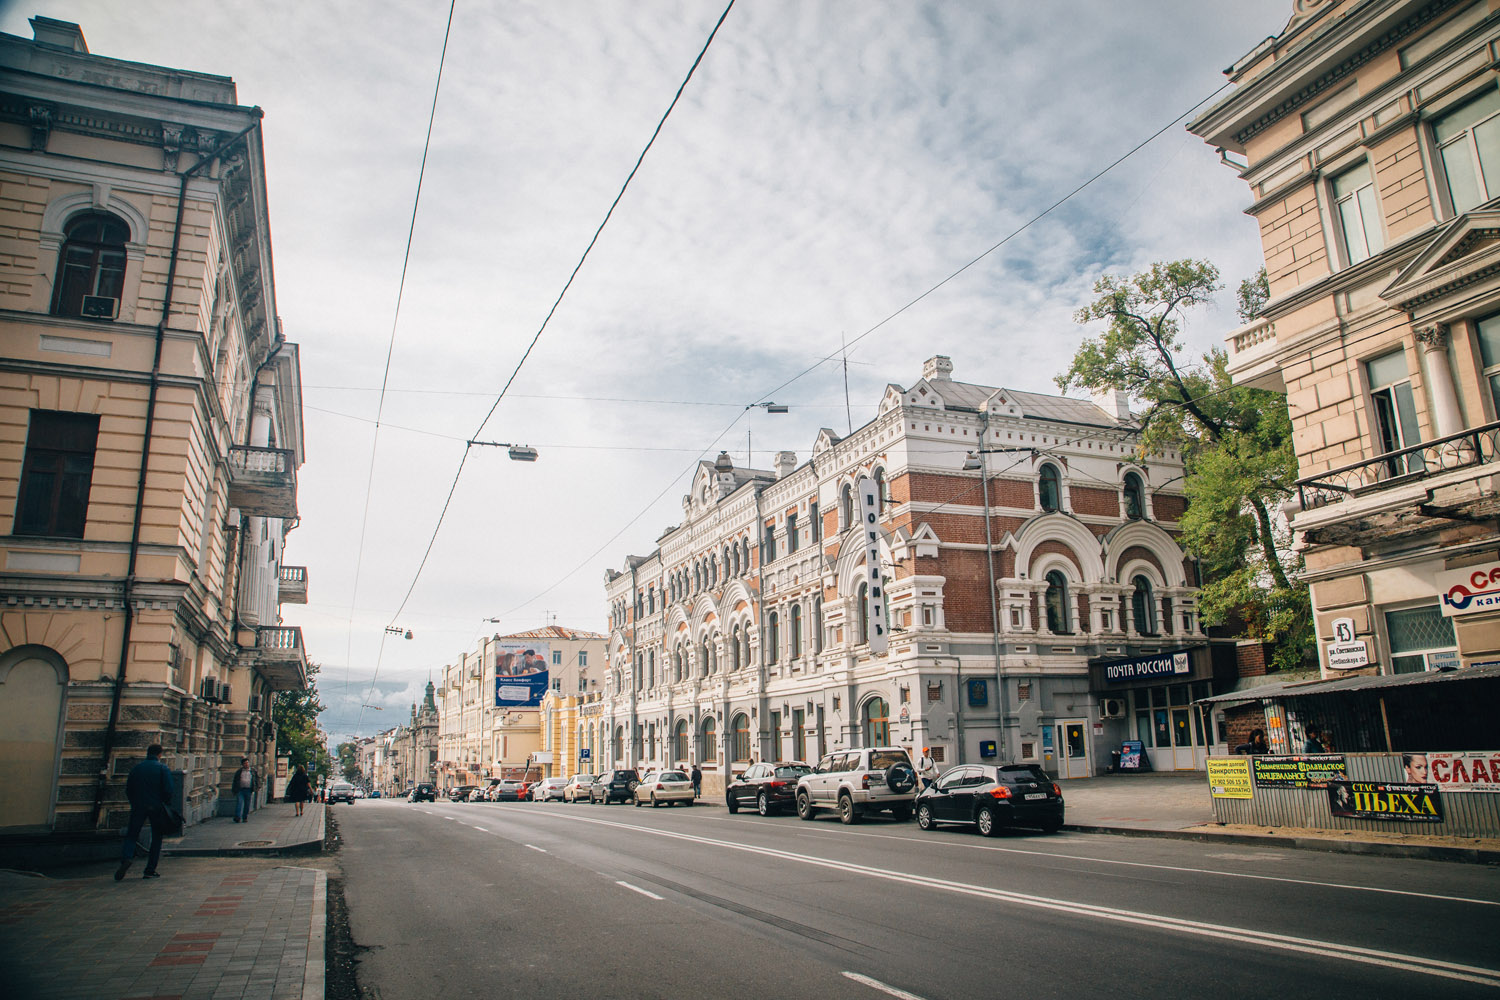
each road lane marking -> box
[794,827,1499,908]
[616,880,663,900]
[525,844,546,852]
[472,826,488,832]
[512,811,1500,988]
[842,972,928,1000]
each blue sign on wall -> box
[979,740,997,758]
[967,678,988,707]
[495,670,549,707]
[1100,651,1191,685]
[580,748,591,760]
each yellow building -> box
[1193,0,1500,678]
[0,19,307,835]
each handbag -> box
[158,805,185,837]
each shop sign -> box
[1437,562,1500,617]
[1426,752,1500,792]
[1207,758,1252,798]
[1118,740,1145,771]
[1325,641,1369,670]
[1101,651,1191,684]
[857,476,888,654]
[1251,754,1346,789]
[1327,780,1444,822]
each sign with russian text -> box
[1327,780,1444,823]
[857,476,888,654]
[1325,641,1369,670]
[1426,752,1500,792]
[1101,651,1190,684]
[1251,754,1346,789]
[1207,758,1252,798]
[494,641,551,707]
[1437,561,1500,617]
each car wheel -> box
[726,794,739,814]
[651,794,660,808]
[891,805,912,822]
[634,796,642,807]
[976,806,999,837]
[917,803,934,831]
[797,792,815,820]
[758,792,772,816]
[838,794,860,825]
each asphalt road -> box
[335,797,1500,1000]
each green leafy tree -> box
[337,741,361,782]
[274,659,330,779]
[1059,259,1312,670]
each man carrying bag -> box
[117,744,175,881]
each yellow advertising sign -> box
[1207,757,1253,799]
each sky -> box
[2,0,1293,743]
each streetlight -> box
[384,625,413,640]
[745,402,788,467]
[467,439,539,462]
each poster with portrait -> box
[1326,780,1443,823]
[494,641,551,707]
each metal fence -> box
[1208,753,1500,838]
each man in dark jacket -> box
[117,743,174,881]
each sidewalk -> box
[0,803,326,1000]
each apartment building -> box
[1194,0,1500,679]
[0,19,307,834]
[591,355,1215,783]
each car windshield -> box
[869,751,910,771]
[997,765,1050,783]
[774,765,812,778]
[658,771,687,781]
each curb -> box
[303,867,327,1000]
[1061,823,1500,864]
[165,838,324,858]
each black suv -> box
[408,783,436,802]
[590,768,640,804]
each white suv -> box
[795,747,917,824]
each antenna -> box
[841,330,853,435]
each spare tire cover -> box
[886,762,917,793]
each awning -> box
[1194,663,1500,705]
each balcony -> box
[227,445,298,519]
[278,565,308,604]
[1294,422,1500,546]
[239,625,308,691]
[1223,315,1283,391]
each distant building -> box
[0,18,307,835]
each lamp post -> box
[745,402,788,467]
[467,439,540,462]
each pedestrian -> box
[1234,729,1269,755]
[117,743,173,881]
[232,756,259,822]
[916,747,938,790]
[285,764,312,816]
[690,763,702,799]
[1302,727,1328,754]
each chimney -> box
[775,451,797,479]
[922,355,954,381]
[31,17,89,53]
[1092,387,1132,421]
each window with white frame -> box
[1367,349,1422,473]
[1434,87,1500,214]
[1385,605,1458,673]
[1330,161,1384,264]
[1476,313,1500,414]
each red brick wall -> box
[938,549,999,632]
[988,477,1035,510]
[1236,641,1270,677]
[1117,545,1165,578]
[1153,494,1188,521]
[1070,485,1119,518]
[1028,540,1081,576]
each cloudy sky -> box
[5,1,1292,742]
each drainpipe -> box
[979,412,1010,766]
[753,486,768,762]
[91,113,263,827]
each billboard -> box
[494,641,551,707]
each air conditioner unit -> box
[79,294,119,319]
[1099,698,1126,719]
[218,682,233,705]
[200,678,219,702]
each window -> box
[862,697,890,747]
[742,537,751,575]
[701,716,717,760]
[1476,314,1500,414]
[787,511,798,552]
[1044,571,1072,634]
[673,720,689,762]
[731,713,751,762]
[1039,463,1061,512]
[790,604,803,658]
[1123,472,1145,520]
[763,524,777,564]
[51,212,128,318]
[578,651,587,667]
[1331,161,1384,264]
[552,650,562,665]
[1386,605,1458,673]
[1435,88,1500,214]
[766,612,779,663]
[1368,350,1421,474]
[840,483,855,529]
[613,726,624,763]
[814,597,824,653]
[15,410,99,538]
[731,625,742,670]
[1131,575,1158,636]
[857,582,869,644]
[873,467,886,514]
[809,501,820,542]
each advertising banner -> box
[1251,754,1346,789]
[1118,740,1146,772]
[1327,780,1444,823]
[857,476,888,654]
[1437,561,1500,617]
[494,641,551,707]
[1418,752,1500,792]
[1207,758,1252,798]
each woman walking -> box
[285,764,313,817]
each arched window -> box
[648,722,658,760]
[701,716,717,762]
[840,483,855,529]
[766,612,779,663]
[1044,570,1072,634]
[52,212,128,319]
[814,597,824,653]
[731,713,751,762]
[1039,464,1062,512]
[873,467,886,514]
[673,648,683,683]
[857,582,869,644]
[1124,471,1146,520]
[1132,575,1158,635]
[790,604,803,658]
[722,545,731,579]
[699,640,711,677]
[673,719,689,763]
[731,625,742,670]
[742,537,752,575]
[613,725,624,763]
[647,649,656,688]
[862,697,890,747]
[634,654,643,690]
[711,555,718,585]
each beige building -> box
[0,19,307,835]
[1194,0,1500,679]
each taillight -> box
[768,780,786,789]
[1052,783,1062,797]
[989,786,1013,800]
[862,775,872,789]
[655,783,664,791]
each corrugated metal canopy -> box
[1194,664,1500,705]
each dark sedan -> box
[914,763,1064,836]
[726,761,811,815]
[448,784,476,802]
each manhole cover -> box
[236,840,274,847]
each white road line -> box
[525,844,546,852]
[472,826,488,833]
[509,811,1500,988]
[797,827,1499,908]
[842,971,928,1000]
[616,880,663,900]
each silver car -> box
[633,770,694,807]
[563,774,598,802]
[534,777,569,802]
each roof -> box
[920,377,1126,428]
[497,625,606,641]
[1194,664,1500,705]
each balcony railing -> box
[227,445,298,519]
[278,565,308,604]
[1297,421,1500,510]
[244,625,308,691]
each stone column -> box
[1415,324,1464,438]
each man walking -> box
[232,756,259,823]
[117,744,173,881]
[690,763,702,799]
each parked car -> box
[468,785,491,802]
[534,777,569,802]
[449,785,476,803]
[516,779,536,801]
[371,790,382,799]
[795,747,916,824]
[590,768,640,804]
[328,781,357,805]
[408,783,436,803]
[563,774,598,803]
[634,769,694,807]
[491,780,524,802]
[726,761,812,815]
[915,763,1064,836]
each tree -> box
[337,741,361,782]
[1059,259,1312,670]
[274,659,330,779]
